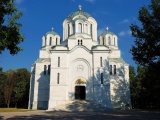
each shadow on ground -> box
[1,110,160,120]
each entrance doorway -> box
[75,86,86,100]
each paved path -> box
[0,110,160,120]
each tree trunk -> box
[7,100,10,108]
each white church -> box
[28,5,131,110]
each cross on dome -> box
[52,27,54,31]
[106,27,109,31]
[78,5,82,11]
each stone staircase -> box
[50,100,113,111]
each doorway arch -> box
[75,86,86,100]
[74,78,86,100]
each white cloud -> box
[118,30,131,37]
[122,19,130,23]
[15,0,24,4]
[119,31,126,36]
[85,0,96,3]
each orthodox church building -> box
[28,5,131,110]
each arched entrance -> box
[74,78,86,100]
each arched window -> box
[101,73,103,84]
[56,38,58,45]
[73,24,75,33]
[48,65,50,75]
[84,24,88,33]
[58,57,60,67]
[114,65,116,75]
[78,23,82,33]
[57,73,60,84]
[102,37,105,45]
[114,37,116,46]
[90,24,93,37]
[44,65,47,75]
[68,24,70,36]
[108,37,111,45]
[78,39,82,45]
[100,57,103,67]
[110,65,112,75]
[49,37,52,45]
[44,36,47,46]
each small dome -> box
[100,27,116,36]
[45,28,59,36]
[101,31,115,36]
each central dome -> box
[63,5,97,41]
[67,5,92,19]
[67,11,92,19]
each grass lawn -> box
[0,108,30,112]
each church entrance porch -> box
[75,86,86,100]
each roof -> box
[74,17,87,22]
[101,31,116,36]
[45,31,59,36]
[35,58,51,63]
[109,57,126,64]
[67,11,92,19]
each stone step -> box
[52,100,113,111]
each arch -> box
[73,24,75,34]
[108,36,111,45]
[68,24,70,36]
[74,77,87,100]
[84,24,88,34]
[90,23,93,37]
[78,23,82,33]
[102,37,105,45]
[49,37,52,45]
[56,38,58,45]
[70,58,91,69]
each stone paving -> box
[0,110,160,120]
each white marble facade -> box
[28,5,131,110]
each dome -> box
[101,28,116,36]
[67,11,92,19]
[67,5,92,19]
[63,5,98,41]
[45,28,59,36]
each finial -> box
[106,27,109,31]
[78,5,82,11]
[52,27,54,31]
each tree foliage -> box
[0,0,24,55]
[130,0,160,66]
[130,0,160,109]
[0,67,30,108]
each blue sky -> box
[0,0,150,71]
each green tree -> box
[130,0,160,66]
[4,70,17,108]
[13,68,30,108]
[0,67,6,107]
[130,0,160,109]
[0,0,24,55]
